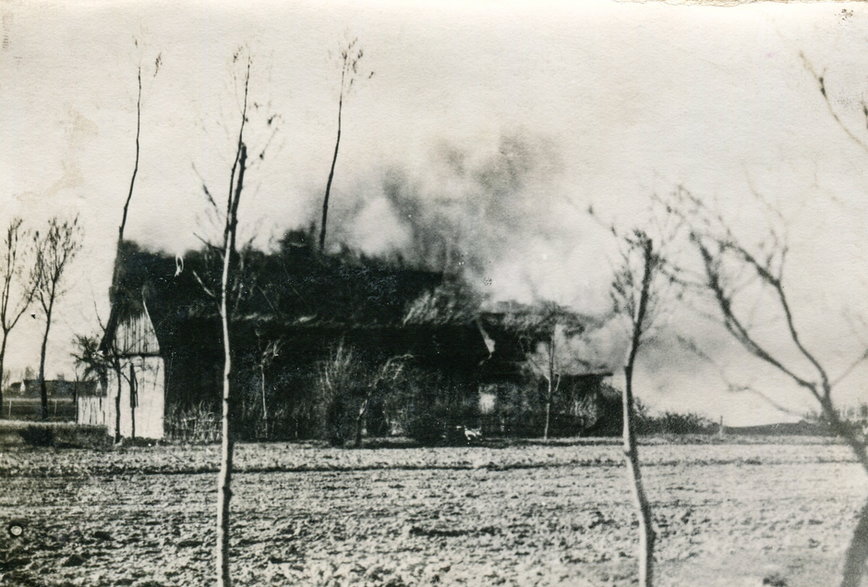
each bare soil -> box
[0,437,864,586]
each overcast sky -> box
[1,1,867,425]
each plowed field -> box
[0,438,864,586]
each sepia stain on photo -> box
[0,2,867,586]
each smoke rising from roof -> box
[308,129,636,376]
[325,130,614,318]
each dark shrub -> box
[18,425,54,447]
[394,370,480,445]
[325,395,350,446]
[637,410,716,435]
[14,424,108,448]
[405,409,445,444]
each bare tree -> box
[518,301,590,440]
[319,37,372,252]
[33,216,83,420]
[669,186,868,587]
[354,354,410,448]
[522,309,568,441]
[71,333,108,386]
[255,331,281,439]
[317,341,357,446]
[588,199,682,587]
[656,53,868,587]
[525,321,561,441]
[0,218,39,413]
[215,49,251,587]
[316,342,410,447]
[71,329,118,419]
[104,41,162,442]
[117,42,160,255]
[800,53,868,586]
[182,46,277,584]
[110,339,124,442]
[609,229,663,587]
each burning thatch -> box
[88,230,612,441]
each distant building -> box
[9,379,96,398]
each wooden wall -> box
[77,395,108,427]
[105,355,165,439]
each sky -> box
[1,0,867,425]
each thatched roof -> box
[101,234,604,376]
[479,299,598,336]
[101,236,452,352]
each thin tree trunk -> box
[355,397,369,448]
[622,236,656,587]
[38,304,52,420]
[100,59,143,445]
[130,377,136,440]
[624,363,654,587]
[110,65,142,306]
[822,396,868,472]
[842,496,868,587]
[214,54,249,586]
[216,143,246,587]
[121,66,141,240]
[544,326,556,441]
[816,396,868,587]
[113,362,122,443]
[115,65,141,268]
[319,77,344,252]
[216,277,234,587]
[0,334,7,415]
[260,363,268,438]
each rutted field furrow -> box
[0,440,864,586]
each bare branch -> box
[193,232,223,254]
[732,384,807,420]
[192,270,217,300]
[691,234,819,399]
[831,348,868,388]
[0,218,39,334]
[800,51,868,154]
[677,334,805,419]
[192,162,220,213]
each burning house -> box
[78,232,612,441]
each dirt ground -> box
[0,437,865,586]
